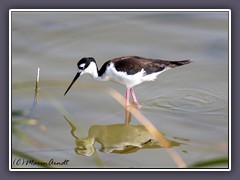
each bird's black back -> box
[107,56,191,75]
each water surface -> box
[11,11,229,168]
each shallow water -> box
[11,11,229,169]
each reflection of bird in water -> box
[64,119,182,156]
[76,124,160,156]
[64,56,192,109]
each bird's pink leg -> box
[125,88,131,124]
[130,88,142,110]
[126,88,130,108]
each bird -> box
[64,56,192,110]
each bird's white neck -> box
[82,62,104,81]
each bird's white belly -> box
[103,63,165,88]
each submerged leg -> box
[130,88,142,110]
[125,106,132,124]
[125,88,131,124]
[126,88,130,108]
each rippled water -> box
[11,10,229,169]
[144,88,227,114]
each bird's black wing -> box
[112,56,192,75]
[112,56,166,75]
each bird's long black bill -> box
[64,72,80,96]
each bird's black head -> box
[77,57,96,71]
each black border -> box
[1,0,239,179]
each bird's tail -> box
[169,59,192,68]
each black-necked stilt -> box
[64,56,192,109]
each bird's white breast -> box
[103,63,169,88]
